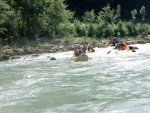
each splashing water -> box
[0,43,150,113]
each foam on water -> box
[0,43,150,113]
[0,43,149,65]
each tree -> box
[20,0,46,39]
[82,9,96,23]
[97,4,121,24]
[131,9,137,22]
[114,4,121,23]
[40,0,73,38]
[6,0,47,39]
[0,0,14,44]
[140,6,146,21]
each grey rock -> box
[50,57,56,60]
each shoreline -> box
[0,38,150,62]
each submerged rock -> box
[0,55,10,61]
[50,57,56,60]
[32,54,39,57]
[47,56,51,58]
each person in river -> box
[86,44,95,52]
[73,45,85,57]
[115,40,128,50]
[82,44,87,52]
[108,37,121,47]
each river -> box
[0,43,150,113]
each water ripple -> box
[0,44,150,113]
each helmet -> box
[75,45,80,49]
[119,40,123,43]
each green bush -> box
[87,24,98,37]
[139,23,150,36]
[103,24,114,37]
[126,22,138,36]
[58,23,75,37]
[117,21,128,36]
[95,24,105,38]
[114,24,120,36]
[75,23,88,37]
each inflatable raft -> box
[86,49,95,53]
[86,48,95,53]
[72,53,89,62]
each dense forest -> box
[0,0,150,45]
[65,0,150,20]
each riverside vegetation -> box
[0,0,150,61]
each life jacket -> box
[75,50,80,56]
[79,49,85,53]
[74,49,84,56]
[119,42,127,50]
[83,45,87,51]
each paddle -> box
[107,48,114,54]
[107,50,111,54]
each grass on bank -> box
[1,35,150,50]
[123,35,150,41]
[16,37,102,49]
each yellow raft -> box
[86,49,95,53]
[72,53,89,62]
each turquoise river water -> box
[0,43,150,113]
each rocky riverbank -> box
[0,44,73,61]
[0,38,149,62]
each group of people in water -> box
[73,43,95,57]
[72,37,139,57]
[108,37,139,52]
[108,39,128,50]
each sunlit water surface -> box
[0,43,150,113]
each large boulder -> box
[14,48,24,55]
[2,49,14,56]
[24,48,34,54]
[50,57,56,60]
[32,54,39,57]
